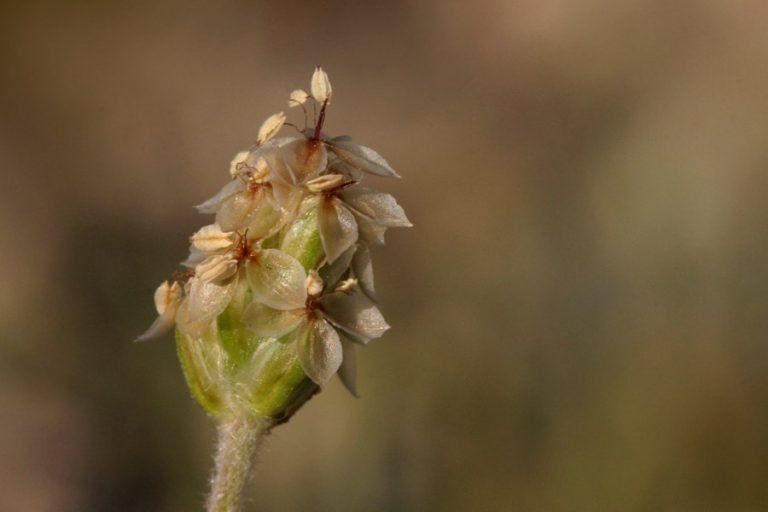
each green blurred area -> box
[2,1,768,511]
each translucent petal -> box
[135,311,175,342]
[341,187,412,227]
[310,66,332,103]
[250,136,298,160]
[320,290,390,344]
[356,216,388,245]
[297,318,343,385]
[329,141,400,178]
[181,246,207,268]
[195,179,245,214]
[247,249,307,310]
[174,300,216,340]
[244,192,291,241]
[337,337,359,397]
[244,136,298,178]
[265,148,297,185]
[257,112,286,145]
[186,277,236,323]
[270,180,303,217]
[319,197,359,264]
[279,139,328,185]
[215,187,276,234]
[352,245,376,300]
[328,159,363,181]
[243,301,304,338]
[320,244,356,288]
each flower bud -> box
[256,112,286,145]
[311,66,332,103]
[288,89,310,107]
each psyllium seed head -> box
[139,67,410,422]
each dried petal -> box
[243,301,304,338]
[250,136,299,159]
[356,217,388,245]
[319,196,359,263]
[274,139,328,185]
[215,183,290,240]
[175,299,219,340]
[288,89,310,107]
[270,178,304,213]
[320,245,356,287]
[341,187,412,227]
[265,153,295,185]
[215,186,273,234]
[329,140,400,178]
[243,195,291,240]
[257,112,286,145]
[135,313,175,342]
[352,245,376,300]
[186,277,236,323]
[190,224,235,253]
[247,249,308,310]
[337,337,359,397]
[181,246,207,268]
[320,289,390,344]
[195,179,245,214]
[328,159,363,181]
[297,318,343,385]
[310,66,332,103]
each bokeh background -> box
[2,1,768,511]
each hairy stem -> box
[206,412,274,512]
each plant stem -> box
[206,412,274,512]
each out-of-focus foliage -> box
[1,1,767,511]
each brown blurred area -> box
[2,0,768,510]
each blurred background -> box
[2,1,768,511]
